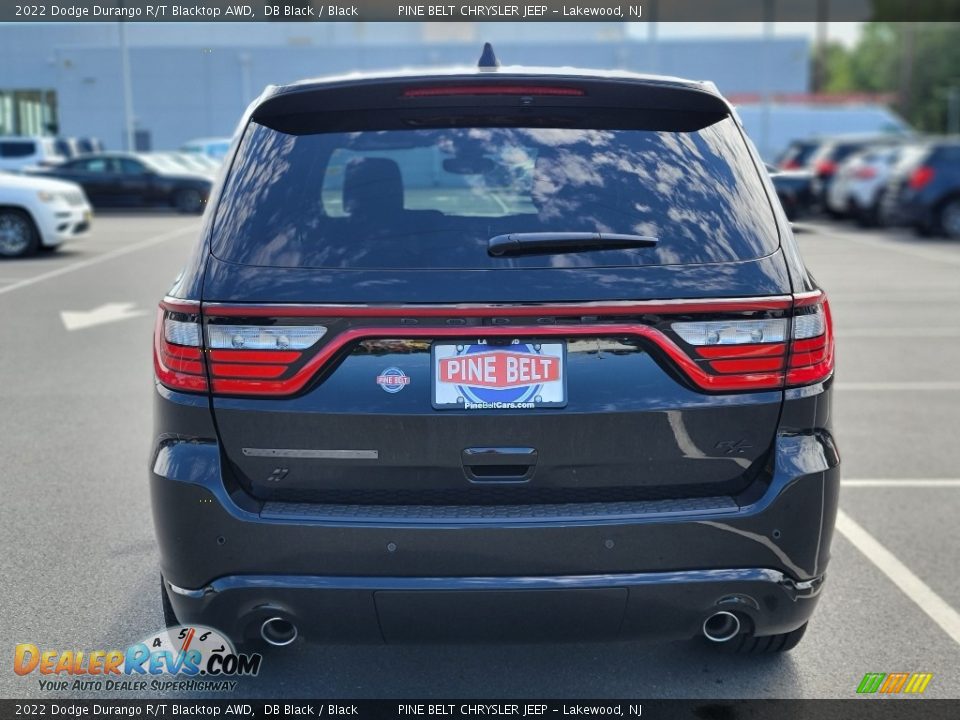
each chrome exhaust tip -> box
[702,611,741,643]
[260,617,298,647]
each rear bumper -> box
[151,383,839,644]
[888,190,936,229]
[165,568,823,644]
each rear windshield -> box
[212,117,779,270]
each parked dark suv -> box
[152,57,839,654]
[881,139,960,238]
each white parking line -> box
[823,231,960,268]
[836,382,960,391]
[837,328,960,338]
[0,224,199,298]
[842,479,960,488]
[835,509,960,646]
[829,292,960,301]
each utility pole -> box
[760,0,775,161]
[899,24,916,123]
[814,0,829,93]
[646,0,658,74]
[118,18,135,151]
[948,86,960,135]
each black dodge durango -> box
[152,56,838,654]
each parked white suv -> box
[0,171,92,257]
[826,145,906,226]
[0,136,67,172]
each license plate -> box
[432,340,567,410]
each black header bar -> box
[3,0,960,23]
[1,700,959,719]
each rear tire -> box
[174,189,205,215]
[856,196,883,228]
[0,208,40,258]
[715,622,808,654]
[937,198,960,239]
[160,576,179,628]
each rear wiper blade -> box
[487,232,659,257]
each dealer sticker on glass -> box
[432,340,567,410]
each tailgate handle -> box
[462,447,538,482]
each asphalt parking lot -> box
[0,211,958,700]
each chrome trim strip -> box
[242,448,379,460]
[167,581,209,598]
[205,568,807,594]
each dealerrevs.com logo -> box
[856,672,934,695]
[14,625,261,693]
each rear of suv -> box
[152,60,839,654]
[881,139,960,238]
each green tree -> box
[820,22,960,132]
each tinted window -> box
[0,141,37,158]
[54,139,73,158]
[780,141,818,167]
[213,119,779,270]
[72,158,111,173]
[832,143,867,162]
[119,158,147,174]
[931,144,960,164]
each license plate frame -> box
[431,339,567,410]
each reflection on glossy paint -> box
[211,121,779,271]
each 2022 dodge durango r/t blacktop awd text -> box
[151,57,838,654]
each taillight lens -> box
[671,318,788,390]
[908,165,935,190]
[672,319,787,346]
[815,159,837,176]
[853,166,878,180]
[154,303,329,395]
[670,294,834,391]
[206,325,326,351]
[154,308,207,392]
[403,85,584,98]
[154,296,835,397]
[205,322,327,394]
[786,298,834,387]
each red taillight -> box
[204,322,327,394]
[908,165,935,190]
[153,306,207,393]
[815,159,837,176]
[781,159,802,170]
[403,85,585,98]
[853,166,878,180]
[685,336,787,391]
[786,295,835,387]
[175,295,833,397]
[670,292,834,390]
